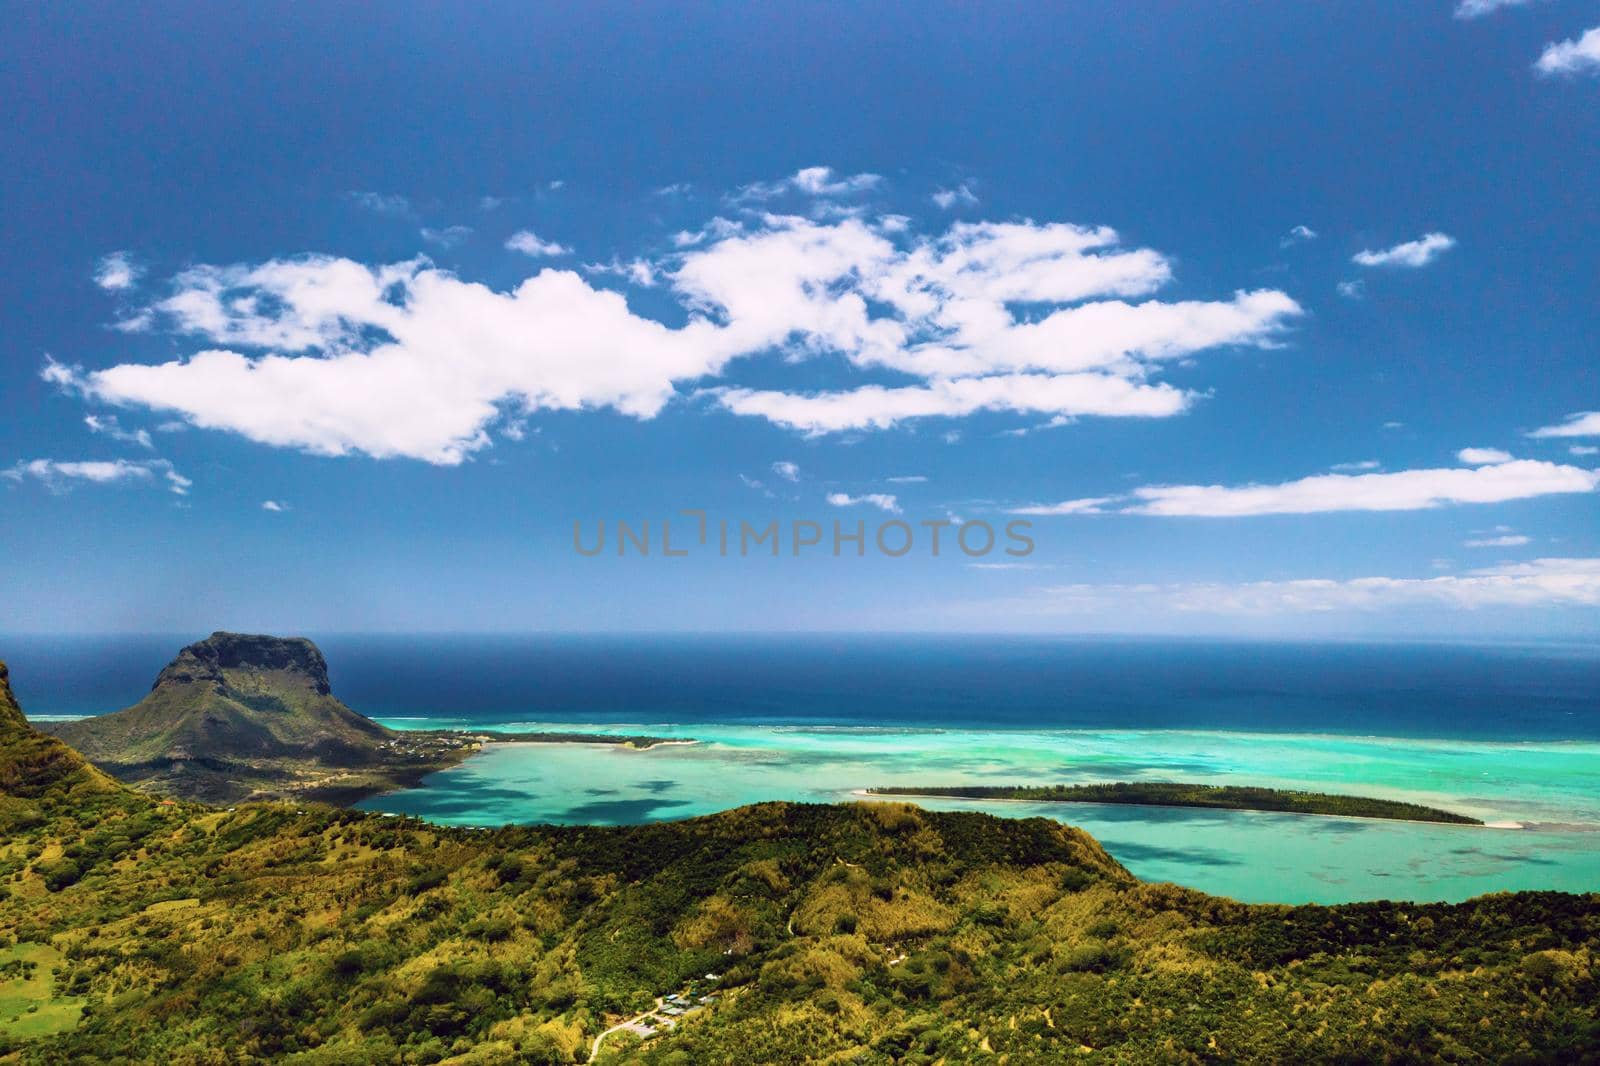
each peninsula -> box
[866,781,1483,825]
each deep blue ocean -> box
[5,634,1598,740]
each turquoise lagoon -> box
[360,721,1600,905]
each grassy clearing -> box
[0,943,83,1040]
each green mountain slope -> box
[2,664,1598,1063]
[0,660,122,803]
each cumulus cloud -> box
[1455,0,1542,18]
[770,460,800,482]
[84,414,153,449]
[94,252,142,292]
[46,196,1301,462]
[1352,232,1456,268]
[261,499,287,512]
[1529,411,1600,438]
[1280,225,1317,247]
[1536,26,1600,76]
[931,183,978,210]
[826,491,901,513]
[1457,446,1513,465]
[1336,279,1366,300]
[734,166,882,201]
[505,230,572,257]
[583,257,657,287]
[3,458,190,495]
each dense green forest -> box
[4,664,1599,1063]
[867,782,1482,824]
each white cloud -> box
[505,230,572,257]
[968,561,1052,570]
[713,374,1192,434]
[583,257,657,287]
[734,166,882,202]
[1018,558,1600,615]
[84,414,153,449]
[479,196,508,212]
[1336,279,1366,300]
[1352,232,1456,268]
[1330,460,1380,472]
[826,491,901,513]
[3,458,190,495]
[1572,445,1599,456]
[672,218,744,247]
[770,460,800,482]
[261,500,287,512]
[348,191,412,216]
[421,226,473,247]
[931,183,978,210]
[1455,0,1542,18]
[885,475,927,484]
[1465,533,1530,547]
[1536,26,1600,76]
[48,200,1301,462]
[1457,446,1513,465]
[1126,459,1597,516]
[1280,225,1317,247]
[94,252,142,292]
[1529,411,1600,438]
[1008,496,1118,516]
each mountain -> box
[0,659,122,802]
[47,632,472,803]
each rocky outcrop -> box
[151,632,332,696]
[45,633,470,804]
[0,659,25,733]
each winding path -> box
[589,997,663,1061]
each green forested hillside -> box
[3,663,1599,1064]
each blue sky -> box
[2,2,1597,637]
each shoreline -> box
[852,788,1511,830]
[374,718,1600,750]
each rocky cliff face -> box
[152,632,333,696]
[0,660,25,733]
